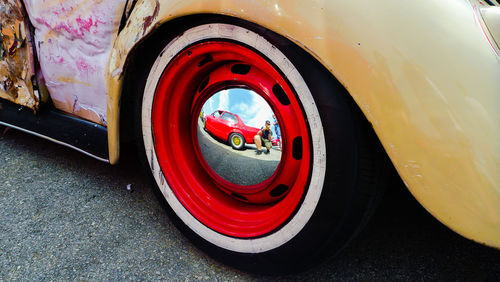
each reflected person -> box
[273,114,281,151]
[254,120,273,155]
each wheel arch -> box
[112,12,365,160]
[107,4,355,165]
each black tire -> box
[228,132,245,150]
[131,16,388,275]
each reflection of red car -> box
[272,137,280,147]
[203,110,260,150]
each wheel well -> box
[119,16,196,145]
[119,14,268,145]
[118,14,395,177]
[123,16,404,272]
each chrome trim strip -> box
[0,121,110,163]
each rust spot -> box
[125,0,137,19]
[3,77,13,92]
[142,0,159,35]
[0,0,37,110]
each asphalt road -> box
[1,126,499,281]
[197,121,281,186]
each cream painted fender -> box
[106,0,500,248]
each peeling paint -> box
[108,0,160,80]
[23,0,126,125]
[125,0,138,19]
[143,0,160,35]
[0,0,37,110]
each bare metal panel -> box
[0,0,37,110]
[23,0,125,125]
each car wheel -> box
[228,132,245,150]
[135,19,387,274]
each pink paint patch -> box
[94,19,106,34]
[76,16,93,33]
[35,15,106,39]
[23,0,126,125]
[35,17,82,38]
[94,19,106,27]
[55,21,82,37]
[76,59,94,73]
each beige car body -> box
[2,0,500,249]
[108,0,500,249]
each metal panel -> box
[23,0,126,125]
[0,0,38,110]
[0,100,109,162]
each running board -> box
[0,100,109,163]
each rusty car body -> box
[1,0,498,274]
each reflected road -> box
[197,120,281,186]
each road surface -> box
[197,120,281,186]
[1,126,498,280]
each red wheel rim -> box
[152,41,311,238]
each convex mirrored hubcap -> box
[152,41,312,238]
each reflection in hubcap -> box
[198,89,282,187]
